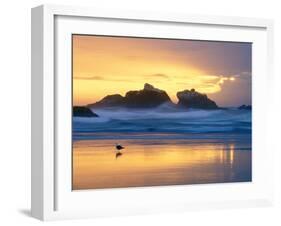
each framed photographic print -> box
[31,4,274,221]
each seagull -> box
[115,143,125,151]
[115,143,125,159]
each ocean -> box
[72,106,252,190]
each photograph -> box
[72,35,252,190]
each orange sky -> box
[73,35,251,107]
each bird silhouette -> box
[115,143,125,151]
[115,143,125,159]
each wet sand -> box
[72,133,251,190]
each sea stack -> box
[88,94,125,108]
[73,106,99,117]
[176,88,218,109]
[124,83,171,108]
[238,105,252,110]
[88,83,172,108]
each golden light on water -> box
[230,144,235,167]
[72,140,251,190]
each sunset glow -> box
[73,35,251,107]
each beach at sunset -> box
[72,34,252,190]
[73,133,251,190]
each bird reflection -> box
[115,152,123,159]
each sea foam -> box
[73,106,251,135]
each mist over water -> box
[73,106,251,139]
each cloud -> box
[208,74,251,107]
[150,73,169,78]
[74,75,133,83]
[237,71,252,80]
[74,75,104,80]
[142,73,170,80]
[175,74,239,94]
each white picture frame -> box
[31,4,274,221]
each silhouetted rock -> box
[88,83,172,108]
[88,94,125,108]
[73,106,99,117]
[238,105,252,110]
[177,89,218,109]
[124,83,171,108]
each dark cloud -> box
[209,77,251,107]
[159,40,252,76]
[148,73,169,78]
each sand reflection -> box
[73,138,251,190]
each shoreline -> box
[73,135,251,190]
[73,131,251,142]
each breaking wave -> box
[73,106,251,137]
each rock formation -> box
[73,106,99,117]
[177,88,218,109]
[124,83,171,108]
[88,94,125,108]
[238,105,252,110]
[88,83,172,108]
[88,85,219,110]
